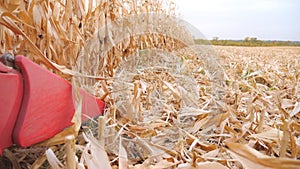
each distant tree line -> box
[194,37,300,47]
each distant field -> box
[215,45,300,91]
[215,46,300,72]
[195,39,300,46]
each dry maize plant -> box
[2,0,299,169]
[73,0,226,168]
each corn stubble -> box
[1,0,300,168]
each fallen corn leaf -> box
[226,141,300,169]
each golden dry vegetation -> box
[0,0,300,168]
[2,46,300,169]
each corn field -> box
[0,0,300,168]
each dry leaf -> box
[250,128,283,144]
[177,161,228,169]
[82,133,112,169]
[226,141,300,169]
[45,148,64,169]
[149,159,180,169]
[290,102,300,117]
[119,137,128,169]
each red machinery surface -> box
[0,62,23,155]
[0,55,105,154]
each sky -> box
[173,0,300,41]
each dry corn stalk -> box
[1,0,300,169]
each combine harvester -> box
[0,54,105,154]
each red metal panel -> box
[81,90,106,121]
[13,56,74,147]
[13,56,105,147]
[0,63,23,154]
